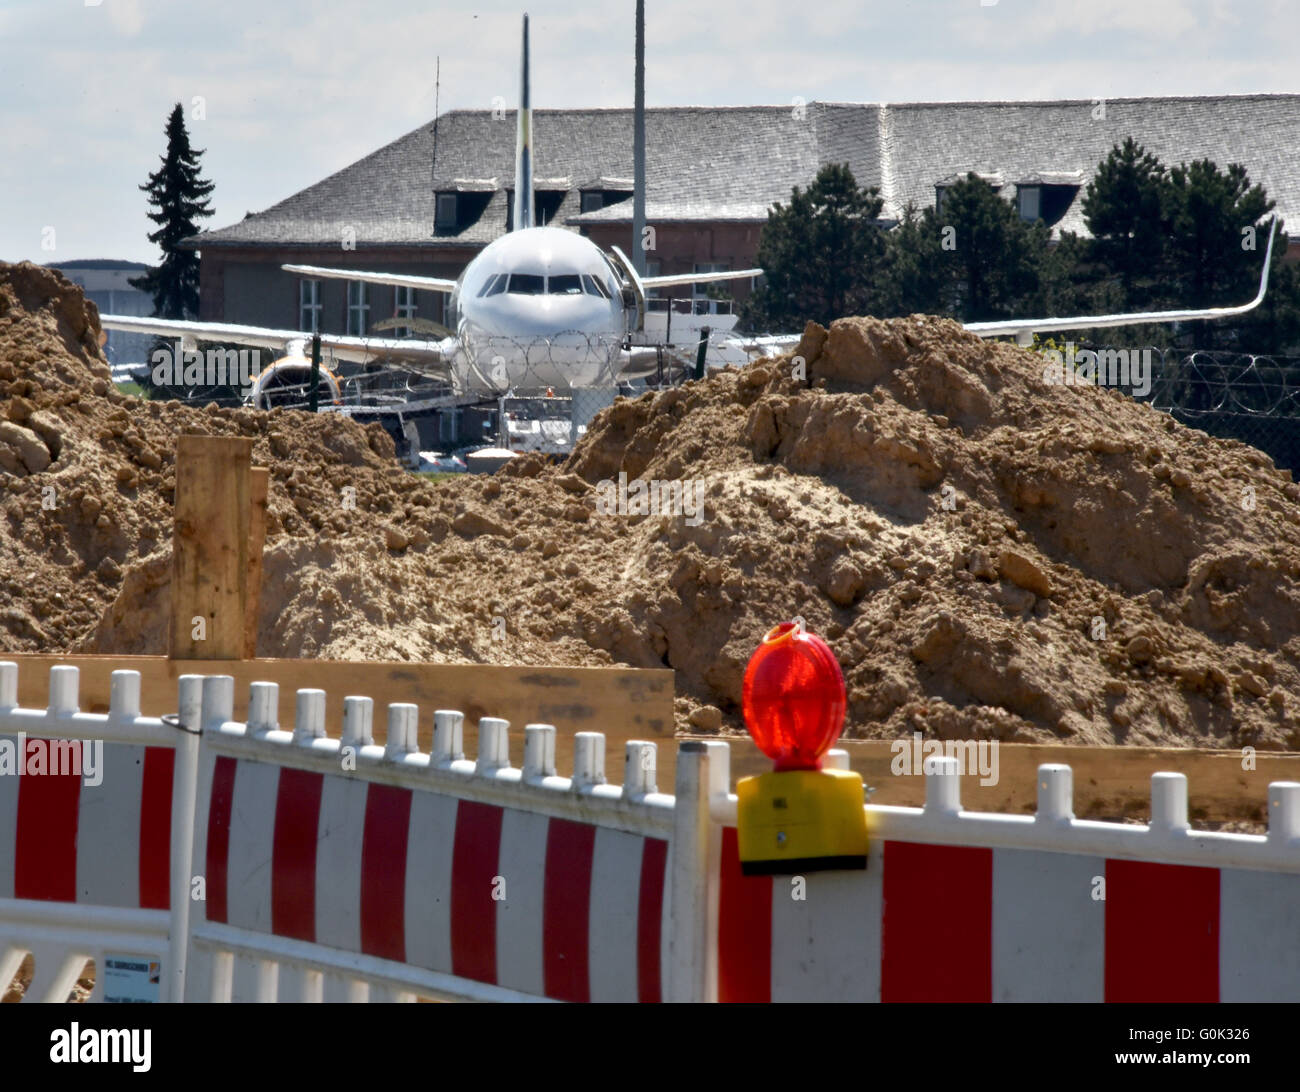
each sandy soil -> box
[2,261,1298,748]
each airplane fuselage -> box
[448,226,629,391]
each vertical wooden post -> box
[170,434,253,660]
[244,467,269,659]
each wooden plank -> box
[7,649,1290,822]
[244,467,269,660]
[5,654,674,760]
[170,435,252,660]
[682,736,1300,824]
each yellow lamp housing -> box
[736,768,869,876]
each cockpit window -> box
[508,273,546,295]
[549,274,583,296]
[478,273,507,298]
[581,274,612,299]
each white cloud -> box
[104,0,146,38]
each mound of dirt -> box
[2,262,1298,748]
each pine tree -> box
[129,103,214,319]
[1079,138,1170,312]
[922,174,1048,322]
[740,164,885,330]
[875,201,945,317]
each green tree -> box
[1165,159,1273,313]
[875,201,945,317]
[1079,138,1171,312]
[922,173,1048,321]
[741,163,884,330]
[130,103,214,320]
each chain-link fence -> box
[1135,348,1300,472]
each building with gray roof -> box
[187,94,1300,334]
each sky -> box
[1,0,1296,265]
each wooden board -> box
[244,468,269,660]
[170,436,252,659]
[7,650,1292,822]
[682,736,1300,824]
[6,654,675,758]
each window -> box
[1019,185,1041,222]
[581,191,603,214]
[435,193,458,232]
[581,274,611,299]
[693,262,728,313]
[347,281,369,336]
[299,279,321,333]
[549,274,583,296]
[393,284,416,337]
[507,273,545,295]
[478,273,505,298]
[536,191,566,226]
[644,259,661,301]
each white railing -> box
[694,741,1300,873]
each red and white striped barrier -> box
[689,743,1300,1003]
[0,663,201,1002]
[3,661,1299,1003]
[184,676,674,1002]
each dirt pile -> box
[0,262,412,653]
[2,261,1298,748]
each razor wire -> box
[1134,348,1300,472]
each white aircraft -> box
[98,14,760,404]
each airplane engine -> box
[248,358,343,410]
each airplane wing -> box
[282,264,459,293]
[97,314,457,370]
[641,268,764,289]
[964,216,1277,344]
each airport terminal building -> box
[186,94,1300,337]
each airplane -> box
[99,13,1279,412]
[98,14,761,406]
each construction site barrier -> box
[0,664,199,1002]
[1,662,1298,1002]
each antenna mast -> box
[431,56,440,194]
[633,0,647,275]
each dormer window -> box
[935,172,1003,215]
[536,190,566,226]
[506,189,568,230]
[1014,172,1083,226]
[579,189,631,215]
[435,193,458,232]
[1018,185,1041,221]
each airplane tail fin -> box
[513,13,533,231]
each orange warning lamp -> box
[736,622,868,875]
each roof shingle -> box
[187,94,1300,250]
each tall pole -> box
[309,332,321,412]
[632,0,647,275]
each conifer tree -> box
[129,103,214,319]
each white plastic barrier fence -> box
[689,742,1300,1002]
[184,675,674,1002]
[0,664,201,1002]
[2,660,1298,1002]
